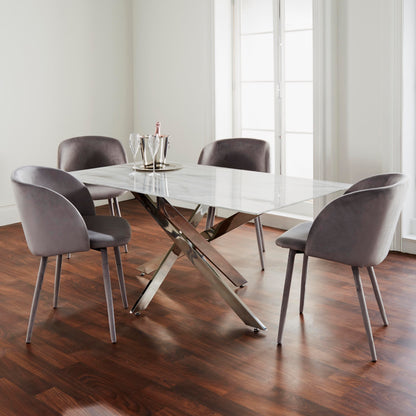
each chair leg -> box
[113,198,128,253]
[108,198,115,216]
[114,246,128,309]
[26,256,48,343]
[100,249,117,343]
[206,206,215,230]
[299,254,309,314]
[352,266,377,362]
[254,217,265,271]
[53,254,62,308]
[114,197,122,217]
[277,249,297,345]
[367,266,389,326]
[255,216,266,252]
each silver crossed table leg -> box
[130,193,266,331]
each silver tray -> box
[133,162,182,172]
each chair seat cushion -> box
[84,215,131,249]
[275,221,312,252]
[86,184,126,200]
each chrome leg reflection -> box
[130,193,266,330]
[131,203,207,314]
[172,235,266,330]
[131,248,178,314]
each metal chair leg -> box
[108,198,115,216]
[26,256,48,343]
[254,217,265,271]
[352,266,377,362]
[299,255,309,314]
[100,249,117,343]
[277,249,297,345]
[113,198,128,253]
[255,216,265,252]
[114,197,122,217]
[53,254,62,308]
[114,246,128,309]
[367,266,389,326]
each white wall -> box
[0,0,133,225]
[336,0,401,183]
[0,0,406,228]
[402,0,416,246]
[214,0,233,139]
[132,0,215,164]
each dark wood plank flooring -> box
[1,199,416,415]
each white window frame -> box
[213,0,338,229]
[232,0,315,179]
[232,0,281,174]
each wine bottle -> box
[155,121,161,136]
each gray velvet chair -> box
[198,138,271,270]
[58,135,128,252]
[11,166,131,343]
[275,173,408,361]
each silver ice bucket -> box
[140,135,171,169]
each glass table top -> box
[71,163,350,216]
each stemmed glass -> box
[129,133,141,171]
[148,134,160,176]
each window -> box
[402,0,416,253]
[233,0,313,178]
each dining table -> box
[71,162,349,332]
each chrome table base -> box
[130,193,267,331]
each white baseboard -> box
[94,192,134,207]
[0,192,136,227]
[4,194,412,256]
[168,199,310,232]
[260,210,311,231]
[0,204,21,226]
[1,189,309,229]
[402,236,416,255]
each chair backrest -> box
[305,173,408,267]
[343,173,403,195]
[11,166,92,257]
[58,136,127,172]
[198,138,270,173]
[13,165,95,216]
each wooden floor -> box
[1,199,416,415]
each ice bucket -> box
[140,135,170,169]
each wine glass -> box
[129,133,141,171]
[148,134,160,176]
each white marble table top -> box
[71,163,350,215]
